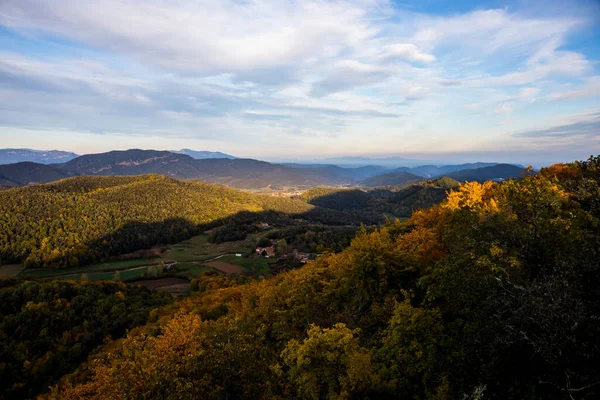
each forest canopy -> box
[40,156,600,399]
[0,175,361,269]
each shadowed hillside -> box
[359,171,423,187]
[0,175,366,269]
[299,187,372,210]
[446,163,526,182]
[43,156,600,400]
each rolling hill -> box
[387,177,460,216]
[446,163,526,182]
[299,187,372,211]
[405,162,498,178]
[0,150,349,189]
[0,162,67,186]
[0,174,360,268]
[283,163,387,182]
[359,172,423,187]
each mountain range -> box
[0,149,78,164]
[0,149,526,189]
[174,149,237,159]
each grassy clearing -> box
[217,255,274,275]
[18,258,154,279]
[158,234,260,263]
[16,231,270,283]
[174,263,212,278]
[51,267,151,282]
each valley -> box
[2,0,597,397]
[0,155,598,400]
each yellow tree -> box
[280,323,377,399]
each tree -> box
[280,323,377,399]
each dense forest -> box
[0,279,172,399]
[30,156,598,399]
[0,175,366,269]
[299,178,461,219]
[300,187,372,210]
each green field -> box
[18,258,154,280]
[158,233,260,263]
[52,267,149,282]
[216,255,275,275]
[173,263,212,278]
[14,231,269,282]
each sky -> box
[0,0,599,166]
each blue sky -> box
[0,0,599,165]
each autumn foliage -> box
[5,156,600,399]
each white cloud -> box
[382,43,435,63]
[0,0,387,77]
[0,0,598,160]
[547,77,600,101]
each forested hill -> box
[446,163,526,182]
[0,175,358,269]
[0,162,67,186]
[359,171,423,187]
[46,156,600,399]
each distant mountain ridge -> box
[446,164,526,182]
[0,150,346,188]
[0,149,78,165]
[0,149,526,189]
[397,162,499,178]
[175,149,237,159]
[359,172,424,187]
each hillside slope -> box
[47,157,600,400]
[0,162,67,185]
[0,175,331,268]
[299,187,372,210]
[387,177,460,216]
[446,163,525,182]
[5,150,349,189]
[359,172,423,187]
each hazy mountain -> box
[0,149,78,165]
[58,150,204,178]
[2,150,349,189]
[389,162,499,178]
[282,163,387,181]
[1,149,524,189]
[192,158,348,189]
[446,164,526,182]
[359,172,423,187]
[175,149,237,159]
[301,156,435,168]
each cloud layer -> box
[0,0,598,162]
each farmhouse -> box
[256,246,275,257]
